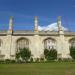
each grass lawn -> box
[0,62,75,75]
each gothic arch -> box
[43,37,56,50]
[16,37,29,52]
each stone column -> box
[33,16,41,60]
[5,16,13,59]
[57,16,68,59]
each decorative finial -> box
[57,16,62,31]
[9,16,13,30]
[8,16,13,34]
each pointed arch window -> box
[44,38,56,50]
[16,38,29,51]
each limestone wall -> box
[0,34,75,59]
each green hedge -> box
[70,47,75,59]
[44,49,57,60]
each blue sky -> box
[0,0,75,31]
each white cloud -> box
[38,23,68,31]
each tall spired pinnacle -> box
[57,16,63,32]
[9,16,13,31]
[34,16,38,31]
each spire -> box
[9,16,13,31]
[34,16,38,32]
[57,16,63,32]
[57,16,64,35]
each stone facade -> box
[0,16,75,60]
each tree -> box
[70,47,75,59]
[44,49,57,60]
[16,48,31,62]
